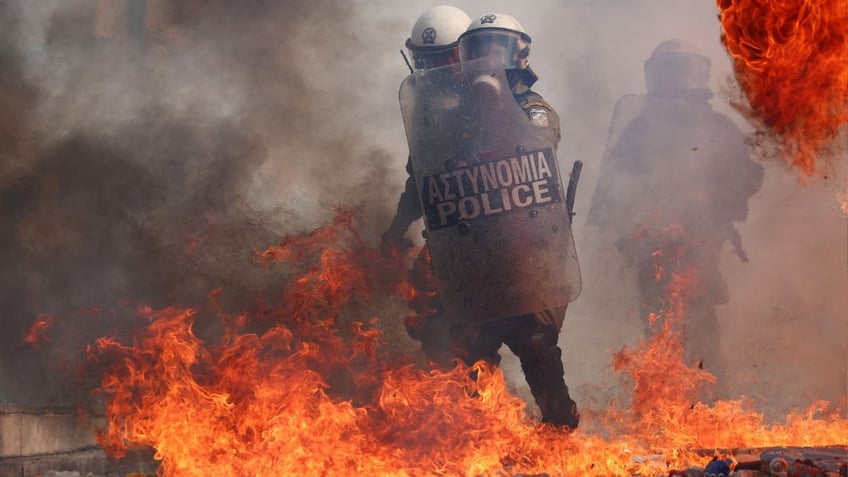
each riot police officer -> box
[389,11,581,430]
[383,5,472,253]
[384,5,472,253]
[448,13,580,430]
[587,39,764,383]
[382,6,472,367]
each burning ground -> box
[0,0,847,476]
[45,210,848,476]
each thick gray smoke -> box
[0,0,403,406]
[0,0,844,424]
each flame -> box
[23,313,55,348]
[403,246,444,341]
[32,210,844,476]
[716,0,848,175]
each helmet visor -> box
[458,30,526,69]
[407,39,460,70]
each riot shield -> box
[398,58,581,323]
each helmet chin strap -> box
[506,66,538,89]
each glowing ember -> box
[716,0,848,176]
[32,210,847,476]
[23,313,55,348]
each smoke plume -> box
[0,0,402,405]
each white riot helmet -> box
[458,13,532,70]
[406,5,472,70]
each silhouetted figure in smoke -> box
[588,39,764,381]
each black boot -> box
[537,388,580,430]
[514,328,580,431]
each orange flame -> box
[42,210,845,476]
[23,313,55,348]
[717,0,848,175]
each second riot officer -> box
[383,5,472,368]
